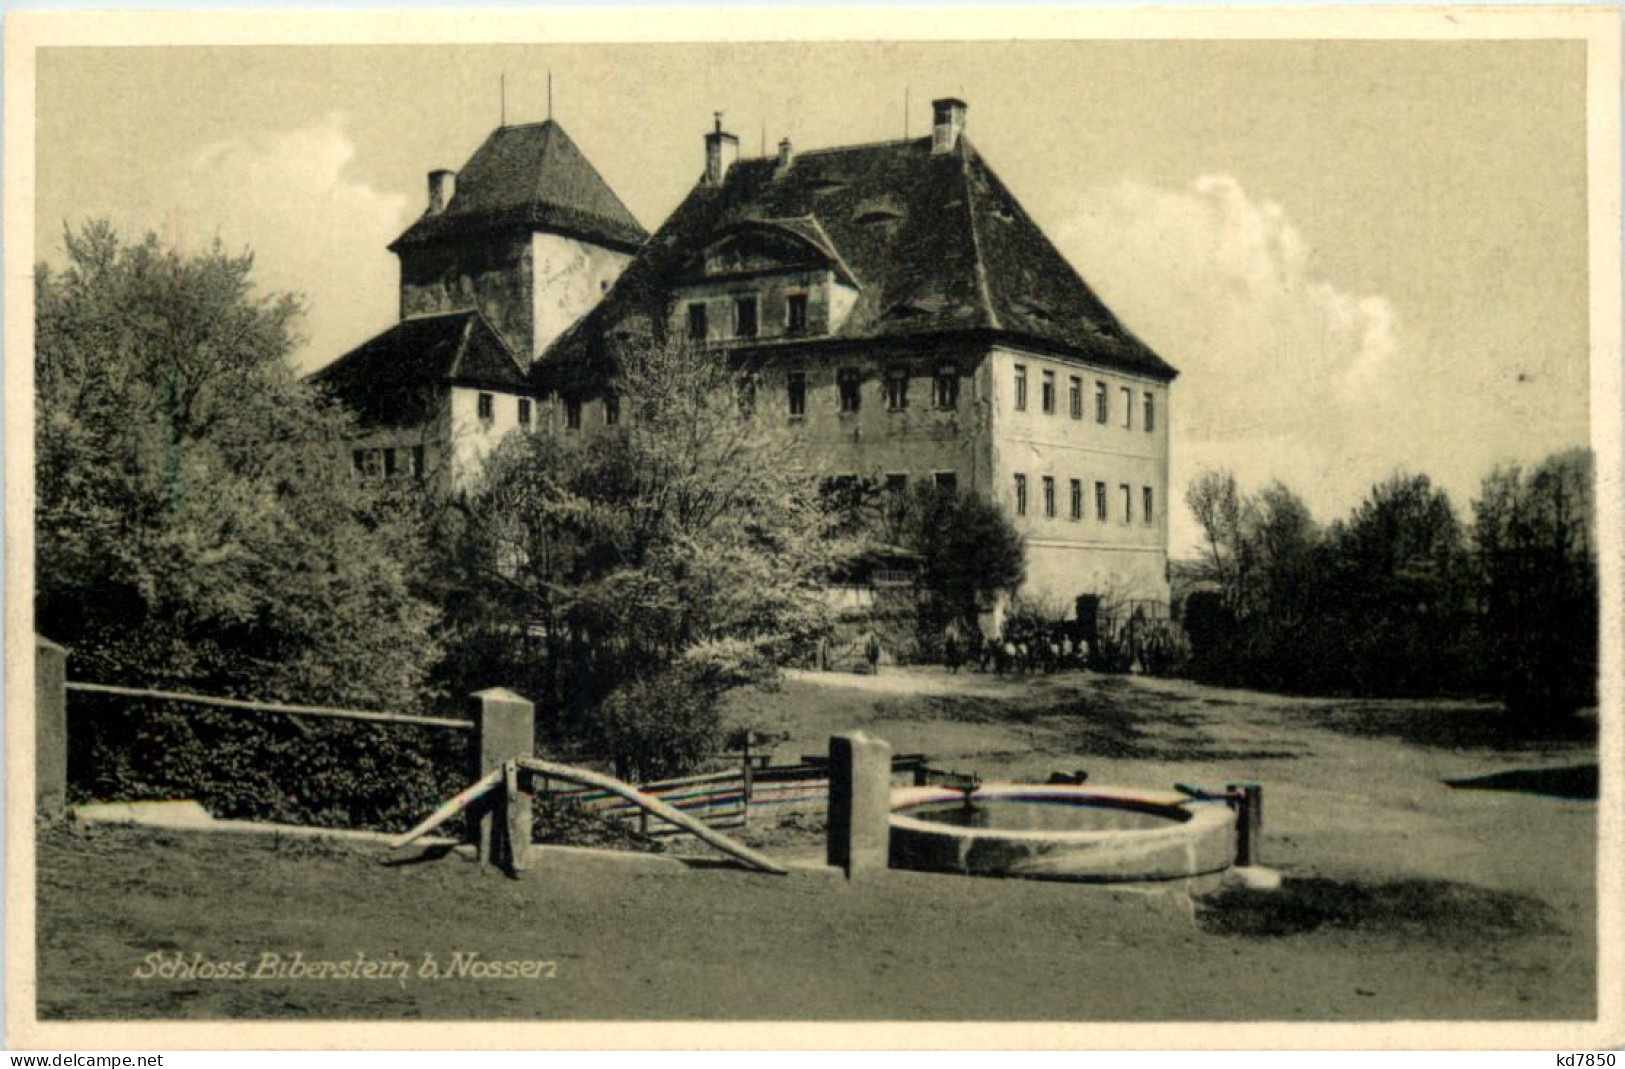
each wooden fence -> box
[543,753,933,833]
[37,637,935,841]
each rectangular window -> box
[1014,365,1028,411]
[1121,386,1133,428]
[1120,483,1132,524]
[1069,376,1083,419]
[1070,478,1083,520]
[351,449,366,475]
[1042,476,1056,518]
[687,303,707,341]
[1015,473,1028,516]
[1095,481,1107,522]
[410,445,425,477]
[1095,380,1108,423]
[603,392,619,426]
[786,293,808,335]
[477,392,494,422]
[565,397,582,431]
[933,366,958,409]
[838,368,861,413]
[886,368,909,410]
[1143,486,1155,525]
[735,296,758,338]
[518,398,532,427]
[787,371,806,418]
[885,472,908,495]
[934,471,958,492]
[383,448,397,478]
[1144,391,1155,433]
[1041,371,1056,415]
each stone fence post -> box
[468,688,534,866]
[826,730,892,880]
[36,637,69,822]
[1228,781,1264,867]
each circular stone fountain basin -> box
[888,784,1236,883]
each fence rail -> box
[539,752,933,833]
[65,681,475,731]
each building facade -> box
[311,98,1178,611]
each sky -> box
[33,40,1592,554]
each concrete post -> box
[826,730,892,879]
[36,637,69,821]
[468,688,534,867]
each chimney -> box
[704,113,739,186]
[931,98,968,155]
[775,137,794,176]
[427,169,456,215]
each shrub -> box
[66,695,470,832]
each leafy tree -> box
[1321,473,1472,689]
[1472,449,1597,716]
[1184,470,1324,687]
[35,220,439,708]
[1185,468,1258,616]
[447,336,834,779]
[896,481,1026,636]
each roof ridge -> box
[497,119,558,132]
[446,312,476,380]
[789,136,926,160]
[966,144,1129,339]
[959,139,1001,332]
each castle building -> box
[312,98,1178,611]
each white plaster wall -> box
[531,233,634,362]
[986,345,1172,607]
[448,385,537,488]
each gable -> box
[694,227,823,280]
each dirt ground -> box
[34,668,1599,1021]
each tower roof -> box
[390,120,649,254]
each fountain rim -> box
[888,782,1235,843]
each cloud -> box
[1053,174,1415,552]
[181,113,412,372]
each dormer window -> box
[687,303,708,341]
[734,296,758,339]
[786,293,808,335]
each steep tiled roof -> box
[537,134,1175,388]
[308,310,526,428]
[390,121,648,253]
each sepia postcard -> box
[4,4,1621,1052]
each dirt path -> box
[35,669,1598,1021]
